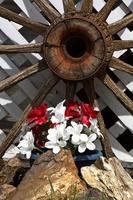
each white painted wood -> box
[93,0,105,12]
[109,121,126,139]
[0,17,42,61]
[76,0,83,11]
[13,0,48,24]
[95,78,133,133]
[109,134,133,163]
[0,105,7,120]
[0,30,7,44]
[0,92,22,120]
[49,0,64,14]
[123,0,133,12]
[0,55,38,100]
[107,3,129,24]
[111,68,133,93]
[11,90,26,105]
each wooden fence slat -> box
[13,0,49,24]
[95,78,133,133]
[0,55,38,100]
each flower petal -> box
[71,135,80,145]
[51,116,59,123]
[26,151,31,159]
[56,100,65,110]
[88,133,97,142]
[18,140,29,148]
[58,140,67,147]
[45,141,55,149]
[23,131,34,142]
[80,134,88,142]
[86,142,96,150]
[47,130,58,142]
[66,126,75,135]
[78,143,86,153]
[2,145,20,160]
[71,121,83,133]
[53,145,60,154]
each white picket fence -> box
[0,0,133,167]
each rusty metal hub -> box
[44,14,113,80]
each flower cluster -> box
[3,100,102,160]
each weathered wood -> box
[113,40,133,51]
[0,43,43,54]
[65,81,77,104]
[108,13,133,35]
[109,57,133,75]
[81,0,93,13]
[0,75,59,158]
[102,73,133,114]
[62,0,76,13]
[83,78,114,158]
[96,101,114,158]
[96,0,117,21]
[82,78,95,105]
[0,5,47,34]
[0,60,48,92]
[34,0,60,23]
[44,17,106,81]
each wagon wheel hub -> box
[44,14,113,80]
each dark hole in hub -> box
[64,35,87,58]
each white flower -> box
[2,145,20,161]
[45,123,68,154]
[78,133,97,153]
[17,131,34,159]
[89,119,103,138]
[47,100,66,123]
[66,121,83,145]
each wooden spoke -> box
[95,99,114,158]
[108,13,133,35]
[81,0,93,14]
[97,0,117,21]
[0,75,59,158]
[0,43,43,54]
[0,60,48,92]
[113,40,133,51]
[83,78,114,158]
[102,73,133,114]
[109,57,133,75]
[34,0,60,23]
[62,0,75,13]
[65,81,76,104]
[0,5,47,34]
[82,78,95,105]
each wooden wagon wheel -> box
[0,0,133,159]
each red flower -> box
[65,102,81,119]
[32,125,42,135]
[80,115,91,127]
[27,104,48,125]
[81,103,98,119]
[80,103,99,127]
